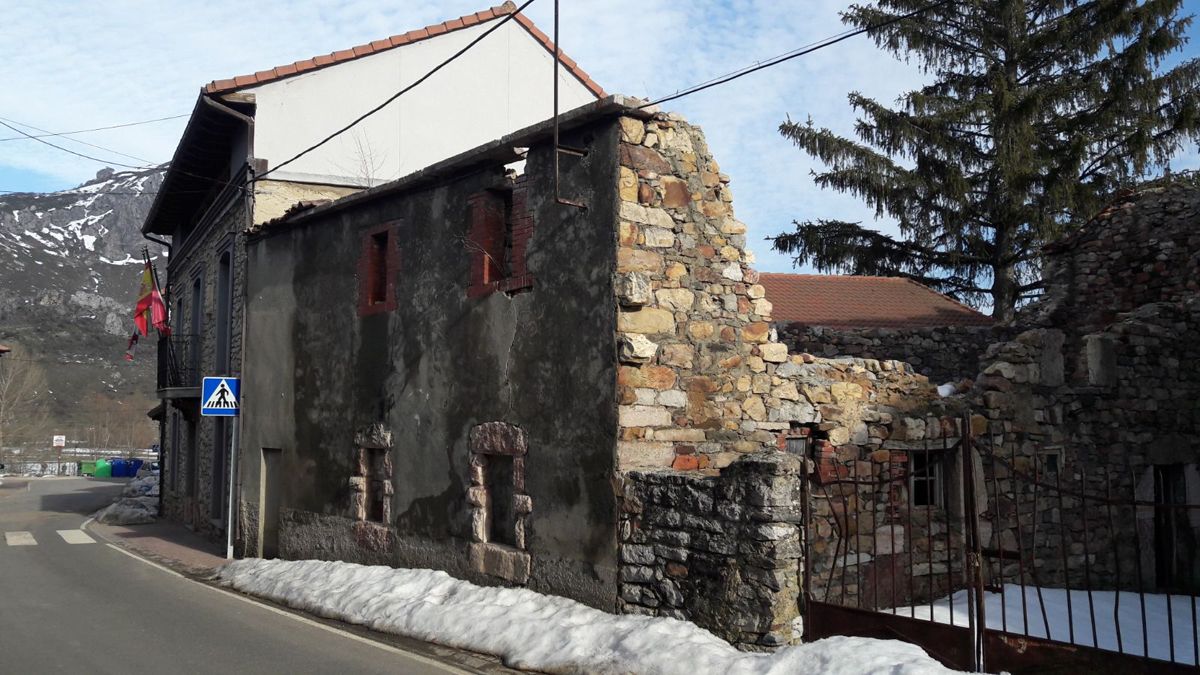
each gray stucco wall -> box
[239,118,622,609]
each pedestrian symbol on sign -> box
[201,377,241,417]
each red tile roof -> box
[758,273,993,329]
[0,344,10,356]
[204,2,605,98]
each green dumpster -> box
[80,461,97,477]
[93,459,112,479]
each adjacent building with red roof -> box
[758,273,993,329]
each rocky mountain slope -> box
[0,168,166,447]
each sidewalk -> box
[86,517,523,674]
[86,518,226,577]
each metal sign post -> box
[201,377,240,559]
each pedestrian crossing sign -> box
[201,377,240,416]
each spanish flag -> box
[133,262,168,336]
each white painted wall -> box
[246,19,598,187]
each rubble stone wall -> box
[608,111,972,643]
[973,184,1200,592]
[777,324,1001,383]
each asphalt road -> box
[0,476,462,674]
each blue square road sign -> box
[201,377,240,416]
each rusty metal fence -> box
[800,415,1200,673]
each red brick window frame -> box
[358,220,401,317]
[466,178,534,298]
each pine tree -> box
[770,0,1200,322]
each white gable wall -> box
[245,20,598,188]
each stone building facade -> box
[231,96,988,650]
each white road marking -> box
[5,531,36,546]
[102,543,462,671]
[57,529,95,544]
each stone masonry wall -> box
[778,323,1002,384]
[161,195,246,543]
[971,183,1200,592]
[607,110,971,646]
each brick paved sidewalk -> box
[86,518,227,577]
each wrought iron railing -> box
[157,334,199,389]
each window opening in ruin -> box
[367,448,389,523]
[1042,452,1060,474]
[500,190,515,280]
[910,450,943,507]
[486,454,517,547]
[367,230,389,306]
[358,222,400,316]
[1154,464,1196,592]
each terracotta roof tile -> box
[204,2,605,98]
[758,274,993,329]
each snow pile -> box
[890,584,1199,665]
[94,472,160,525]
[218,559,960,675]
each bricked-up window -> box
[358,221,400,316]
[466,178,534,298]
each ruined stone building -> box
[227,94,973,650]
[209,76,1200,658]
[143,2,602,541]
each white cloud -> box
[3,0,1196,273]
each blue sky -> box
[2,0,1199,273]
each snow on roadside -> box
[93,472,160,525]
[889,584,1200,665]
[218,558,960,675]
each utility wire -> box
[256,0,538,182]
[0,116,154,165]
[0,119,245,195]
[641,0,956,108]
[0,114,188,143]
[0,119,156,171]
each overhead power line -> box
[0,116,153,165]
[256,0,538,182]
[0,119,156,171]
[0,114,188,143]
[642,0,956,108]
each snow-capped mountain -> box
[0,167,166,446]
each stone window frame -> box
[357,220,401,317]
[467,422,533,584]
[350,424,393,524]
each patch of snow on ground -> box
[218,559,961,675]
[889,584,1199,665]
[93,472,160,525]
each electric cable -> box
[0,113,188,143]
[641,0,956,108]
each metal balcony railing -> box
[157,334,199,390]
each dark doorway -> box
[260,448,282,559]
